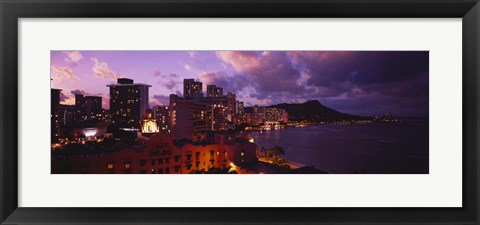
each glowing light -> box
[248,138,254,143]
[84,128,97,137]
[142,120,159,133]
[228,162,237,173]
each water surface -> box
[249,120,429,174]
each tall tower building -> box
[107,78,151,129]
[74,94,86,123]
[153,105,171,134]
[226,92,236,122]
[51,88,62,143]
[183,79,203,99]
[170,98,208,141]
[206,85,223,97]
[84,96,102,121]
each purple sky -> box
[51,51,429,117]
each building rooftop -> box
[106,83,152,87]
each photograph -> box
[50,50,429,174]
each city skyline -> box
[51,51,429,174]
[51,51,429,117]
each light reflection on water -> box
[249,120,429,174]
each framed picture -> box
[1,0,479,224]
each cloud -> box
[70,89,87,95]
[91,58,122,79]
[158,73,181,90]
[51,66,79,82]
[216,51,305,96]
[152,94,170,106]
[287,51,429,98]
[57,91,77,106]
[64,51,83,65]
[215,50,428,116]
[216,51,261,72]
[61,89,109,109]
[199,71,229,87]
[101,94,109,109]
[188,51,198,58]
[152,69,162,76]
[286,51,429,116]
[183,63,192,71]
[198,71,248,93]
[60,92,69,101]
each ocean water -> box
[249,119,429,174]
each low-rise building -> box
[51,132,257,174]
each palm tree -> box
[272,146,285,163]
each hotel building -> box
[206,85,223,98]
[152,105,171,134]
[183,79,203,99]
[51,132,257,174]
[107,78,151,129]
[51,88,62,143]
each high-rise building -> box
[74,94,102,122]
[84,96,102,121]
[107,78,151,129]
[207,103,227,131]
[253,105,266,124]
[206,85,223,98]
[74,94,86,123]
[235,101,244,114]
[183,79,203,99]
[153,105,171,134]
[58,104,75,127]
[51,88,62,143]
[170,97,208,141]
[226,92,236,122]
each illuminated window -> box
[241,151,245,156]
[124,161,131,169]
[107,162,114,170]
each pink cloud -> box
[51,66,79,82]
[152,68,162,76]
[188,51,198,58]
[91,58,122,79]
[183,63,192,71]
[216,51,260,73]
[216,51,304,95]
[64,51,84,64]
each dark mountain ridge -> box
[264,100,371,122]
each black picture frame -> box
[1,0,479,224]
